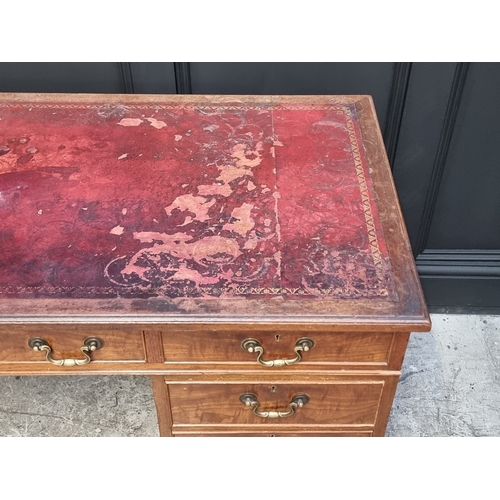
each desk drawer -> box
[174,430,373,437]
[169,381,384,428]
[162,330,395,368]
[0,325,146,364]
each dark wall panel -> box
[391,63,457,249]
[0,63,125,93]
[130,63,176,94]
[189,63,394,131]
[426,63,500,250]
[421,276,500,313]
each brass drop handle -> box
[28,337,104,366]
[239,393,310,419]
[241,337,315,367]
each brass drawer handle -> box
[239,393,310,419]
[241,337,315,367]
[28,337,104,366]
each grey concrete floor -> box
[0,314,498,437]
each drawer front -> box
[162,330,394,367]
[174,430,373,437]
[169,381,384,428]
[0,325,146,364]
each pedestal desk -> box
[0,93,430,437]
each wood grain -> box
[142,330,165,363]
[0,324,145,363]
[372,375,401,436]
[169,382,385,427]
[173,430,373,437]
[162,329,394,368]
[151,376,173,436]
[387,332,411,370]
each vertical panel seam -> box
[415,62,470,257]
[384,62,412,167]
[174,63,192,94]
[119,62,135,94]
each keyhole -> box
[271,385,276,392]
[275,334,280,342]
[270,434,276,437]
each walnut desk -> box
[0,93,430,437]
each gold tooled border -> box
[341,106,385,283]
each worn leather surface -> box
[0,99,394,300]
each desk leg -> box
[151,376,173,437]
[142,330,172,437]
[374,333,411,436]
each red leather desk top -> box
[0,94,429,328]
